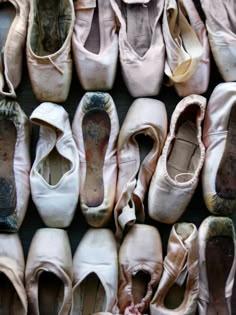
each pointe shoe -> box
[71,228,118,315]
[25,228,73,315]
[0,98,30,232]
[198,216,236,315]
[202,82,236,215]
[150,222,199,315]
[72,92,119,228]
[148,94,206,224]
[118,224,163,315]
[0,233,27,315]
[0,0,29,98]
[30,102,79,228]
[114,98,167,240]
[110,0,165,97]
[163,0,210,96]
[26,0,75,102]
[200,0,236,81]
[72,0,118,91]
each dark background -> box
[2,0,236,313]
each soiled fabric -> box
[163,0,210,97]
[150,223,199,315]
[148,94,206,224]
[114,98,167,240]
[26,0,75,102]
[72,0,118,91]
[110,0,165,97]
[30,102,79,228]
[0,0,29,98]
[25,228,73,315]
[198,216,236,315]
[200,0,236,81]
[202,83,236,215]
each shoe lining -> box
[216,103,236,200]
[0,272,23,315]
[122,0,157,57]
[131,270,151,306]
[31,0,72,56]
[82,109,111,207]
[135,133,154,169]
[164,280,186,310]
[206,235,234,315]
[167,105,200,183]
[84,2,101,54]
[39,147,71,186]
[38,271,64,315]
[0,119,16,217]
[74,273,106,315]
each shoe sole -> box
[82,109,111,207]
[0,119,16,218]
[206,235,234,315]
[216,103,236,200]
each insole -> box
[135,133,154,167]
[38,272,64,315]
[206,236,234,315]
[82,110,110,207]
[36,0,61,56]
[84,2,100,54]
[80,273,105,315]
[0,3,15,52]
[124,1,155,57]
[216,103,236,199]
[132,271,150,306]
[167,120,199,182]
[45,147,70,186]
[0,119,16,217]
[164,282,186,309]
[0,273,16,315]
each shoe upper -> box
[198,216,236,315]
[71,228,118,315]
[202,83,236,216]
[26,0,75,102]
[72,92,119,228]
[148,94,206,224]
[163,0,210,96]
[118,224,163,315]
[200,0,236,81]
[0,99,31,231]
[72,0,118,90]
[0,0,29,98]
[110,0,165,97]
[25,228,73,315]
[30,102,79,228]
[150,223,199,315]
[0,233,27,315]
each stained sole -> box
[206,236,234,315]
[216,103,236,199]
[0,119,16,217]
[82,110,110,207]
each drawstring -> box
[48,56,64,75]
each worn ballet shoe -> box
[25,228,73,315]
[0,98,30,231]
[26,0,75,102]
[0,0,29,97]
[150,222,199,315]
[30,102,79,228]
[71,228,118,315]
[202,83,236,215]
[72,92,119,228]
[198,216,236,315]
[72,0,118,91]
[148,94,206,224]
